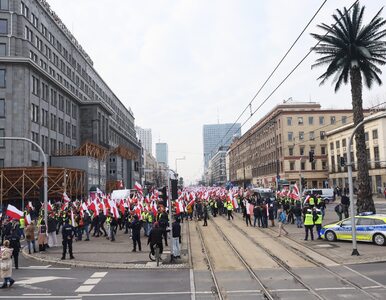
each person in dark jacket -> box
[253,205,262,227]
[268,204,275,227]
[83,213,91,241]
[47,214,58,247]
[61,219,75,260]
[156,207,169,246]
[131,215,142,251]
[172,218,181,259]
[203,203,208,226]
[7,229,21,269]
[148,222,164,256]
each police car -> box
[321,213,386,246]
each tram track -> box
[229,212,380,300]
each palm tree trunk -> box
[350,67,375,213]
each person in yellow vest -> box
[308,195,315,208]
[106,214,111,240]
[314,208,323,239]
[19,213,26,239]
[147,212,153,236]
[303,208,314,241]
[226,200,234,220]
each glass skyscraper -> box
[203,123,241,169]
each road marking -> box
[75,285,95,293]
[90,272,107,278]
[17,276,74,285]
[189,269,196,300]
[363,286,382,289]
[83,278,101,285]
[343,265,386,289]
[270,288,308,292]
[22,294,52,296]
[315,287,355,291]
[18,266,71,270]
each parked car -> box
[321,213,386,246]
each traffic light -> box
[309,151,315,163]
[340,156,346,167]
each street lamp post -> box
[175,156,185,173]
[347,112,386,256]
[0,137,48,226]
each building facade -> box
[326,111,386,194]
[156,142,168,165]
[229,102,366,189]
[208,147,227,186]
[136,126,152,154]
[203,123,241,170]
[0,0,141,192]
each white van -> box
[303,188,334,203]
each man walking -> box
[131,215,142,252]
[61,219,75,260]
[172,217,181,259]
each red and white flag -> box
[25,213,32,225]
[62,192,71,203]
[6,205,23,220]
[134,182,143,195]
[26,201,35,211]
[71,209,75,226]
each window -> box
[59,94,64,111]
[0,43,5,56]
[290,161,295,171]
[71,125,76,139]
[374,146,380,168]
[41,82,48,101]
[288,132,293,141]
[308,116,314,125]
[319,116,324,125]
[322,161,327,170]
[357,218,375,226]
[289,147,293,156]
[330,116,336,124]
[0,128,4,147]
[0,19,7,34]
[41,24,47,37]
[374,219,385,225]
[365,131,369,141]
[29,50,37,62]
[0,98,4,117]
[298,117,303,125]
[71,104,77,119]
[24,26,33,42]
[65,121,70,137]
[21,1,29,17]
[0,69,5,88]
[65,100,71,115]
[31,13,38,27]
[0,0,8,10]
[41,135,48,154]
[330,142,334,150]
[342,138,346,147]
[51,89,57,107]
[342,116,347,124]
[300,147,305,156]
[372,129,378,140]
[321,146,326,155]
[58,141,64,151]
[287,117,292,126]
[0,159,3,167]
[311,162,316,171]
[50,113,56,131]
[336,140,340,149]
[309,131,315,140]
[299,131,304,140]
[31,104,39,123]
[41,109,48,127]
[31,132,39,151]
[301,162,305,171]
[58,118,64,134]
[50,138,56,155]
[32,76,39,95]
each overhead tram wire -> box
[208,0,328,158]
[217,0,360,151]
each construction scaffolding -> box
[0,167,86,204]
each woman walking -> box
[0,240,15,288]
[25,222,37,254]
[277,209,289,237]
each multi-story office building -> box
[136,126,152,154]
[203,123,241,170]
[327,111,386,194]
[0,0,141,194]
[228,102,366,189]
[208,146,227,186]
[156,142,168,165]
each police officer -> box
[308,195,315,208]
[61,219,75,260]
[8,229,21,269]
[314,208,323,239]
[226,200,234,220]
[303,208,314,241]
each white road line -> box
[363,286,382,289]
[18,267,71,270]
[343,265,386,289]
[90,272,107,278]
[270,288,308,292]
[83,278,101,285]
[22,294,52,296]
[75,285,95,293]
[226,289,261,293]
[189,269,196,300]
[315,287,356,291]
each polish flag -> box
[26,201,35,211]
[6,205,23,220]
[96,187,104,197]
[151,200,158,216]
[25,213,32,225]
[62,192,71,203]
[134,182,143,195]
[89,200,100,216]
[71,209,76,226]
[47,200,53,212]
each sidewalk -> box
[22,221,190,269]
[266,197,386,265]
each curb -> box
[22,247,189,270]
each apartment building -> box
[229,102,364,189]
[326,111,386,194]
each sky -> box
[48,0,386,185]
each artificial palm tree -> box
[311,2,386,213]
